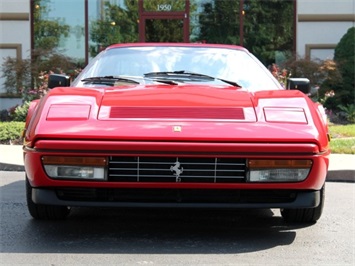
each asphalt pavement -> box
[0,144,354,182]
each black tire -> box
[26,177,71,220]
[281,185,325,224]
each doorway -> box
[145,18,184,42]
[138,0,190,42]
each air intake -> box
[109,107,245,120]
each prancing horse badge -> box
[170,159,183,182]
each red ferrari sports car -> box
[23,43,330,223]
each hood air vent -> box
[109,107,245,120]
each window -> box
[33,0,85,62]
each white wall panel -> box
[298,0,355,14]
[0,0,30,94]
[296,0,355,60]
[0,0,30,13]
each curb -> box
[325,170,355,183]
[0,163,25,172]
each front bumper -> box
[24,140,330,190]
[31,187,321,209]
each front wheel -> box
[281,185,325,223]
[26,177,71,220]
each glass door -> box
[145,18,184,42]
[139,0,189,42]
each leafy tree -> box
[318,59,342,110]
[242,0,293,65]
[333,27,355,109]
[197,0,293,65]
[283,56,342,105]
[33,0,70,51]
[90,0,199,55]
[284,57,325,86]
[146,19,184,42]
[198,0,240,44]
[1,50,81,101]
[1,57,31,95]
[144,0,197,42]
[1,0,84,100]
[90,1,139,56]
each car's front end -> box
[23,43,329,222]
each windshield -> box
[72,46,282,91]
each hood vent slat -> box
[109,107,245,120]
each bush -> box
[1,48,83,102]
[338,104,355,123]
[0,109,11,122]
[282,57,341,106]
[1,57,31,95]
[0,121,25,144]
[12,102,30,122]
[332,27,355,109]
[284,57,325,85]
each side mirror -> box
[286,78,310,94]
[286,78,318,102]
[48,74,70,89]
[308,86,319,102]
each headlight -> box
[264,107,307,124]
[46,104,91,120]
[42,156,107,180]
[247,159,312,182]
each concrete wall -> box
[0,97,22,110]
[0,0,31,97]
[296,0,355,60]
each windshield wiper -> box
[144,70,214,80]
[217,78,242,88]
[143,70,241,87]
[81,76,140,85]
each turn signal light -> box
[42,156,107,180]
[248,159,312,182]
[248,159,312,169]
[42,156,107,166]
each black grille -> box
[108,156,247,183]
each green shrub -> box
[12,102,30,122]
[0,109,11,121]
[0,122,25,144]
[338,104,355,123]
[1,48,83,103]
[332,27,355,110]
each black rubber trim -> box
[32,188,320,209]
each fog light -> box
[44,165,105,179]
[42,156,107,180]
[248,159,312,182]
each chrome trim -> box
[108,156,247,183]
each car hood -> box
[98,84,256,122]
[26,84,328,150]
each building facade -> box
[0,0,354,99]
[0,0,31,108]
[296,0,355,60]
